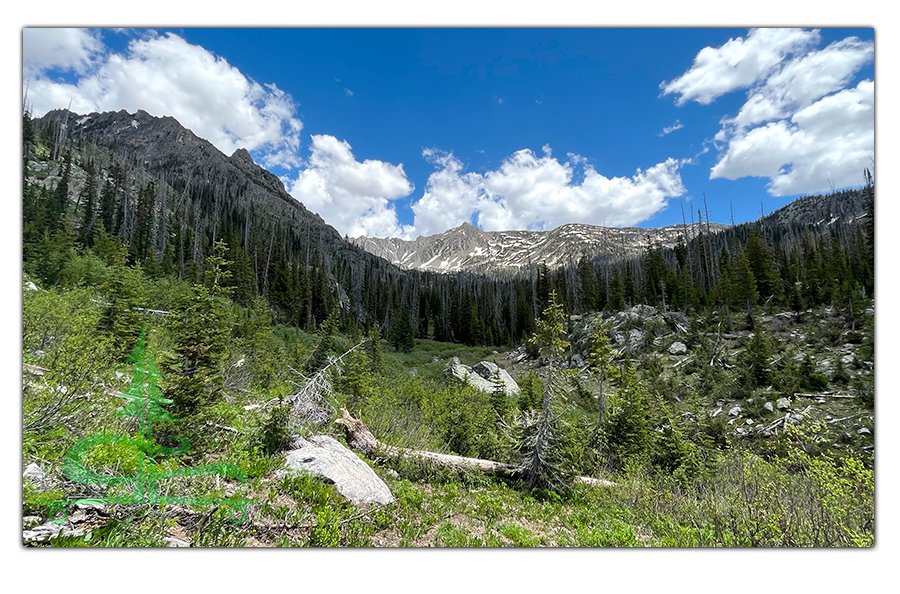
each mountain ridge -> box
[351,220,730,274]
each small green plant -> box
[309,507,342,547]
[257,401,292,456]
[499,523,540,547]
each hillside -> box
[22,109,875,548]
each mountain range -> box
[351,221,729,274]
[26,108,871,344]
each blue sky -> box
[23,27,874,239]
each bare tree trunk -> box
[333,408,616,487]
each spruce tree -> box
[520,290,573,491]
[731,246,758,328]
[166,240,235,414]
[587,321,619,428]
[389,306,416,353]
[747,230,780,304]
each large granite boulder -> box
[279,435,394,506]
[444,357,520,396]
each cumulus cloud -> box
[409,147,686,238]
[23,29,304,169]
[726,36,874,132]
[23,28,105,77]
[666,28,874,197]
[288,135,414,238]
[661,28,819,105]
[711,80,874,196]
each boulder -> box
[446,358,520,396]
[631,304,658,317]
[444,357,495,393]
[23,463,47,489]
[728,406,742,417]
[776,397,791,410]
[763,401,774,413]
[668,341,688,355]
[280,435,394,506]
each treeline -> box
[24,112,874,350]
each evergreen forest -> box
[22,110,875,548]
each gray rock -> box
[857,427,871,436]
[472,360,500,378]
[571,353,585,368]
[22,516,42,529]
[164,536,191,547]
[776,397,791,410]
[445,357,495,393]
[668,341,688,356]
[631,304,658,317]
[763,401,774,412]
[841,354,855,366]
[629,329,645,343]
[281,435,394,506]
[728,406,742,417]
[447,358,520,396]
[23,463,46,488]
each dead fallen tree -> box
[334,408,615,488]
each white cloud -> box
[727,36,874,131]
[658,119,684,136]
[667,29,874,198]
[344,87,354,97]
[409,146,685,238]
[288,135,414,238]
[661,28,819,105]
[711,80,873,196]
[23,28,104,78]
[23,30,304,170]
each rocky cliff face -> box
[34,108,332,237]
[352,221,726,274]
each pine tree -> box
[600,363,651,469]
[742,328,771,388]
[577,256,598,312]
[116,326,179,441]
[747,230,780,304]
[166,240,235,414]
[731,246,758,328]
[490,368,509,419]
[519,290,573,491]
[80,158,98,244]
[389,306,416,353]
[587,321,619,428]
[366,323,385,374]
[305,310,339,374]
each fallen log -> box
[334,408,615,487]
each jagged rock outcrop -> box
[444,357,520,396]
